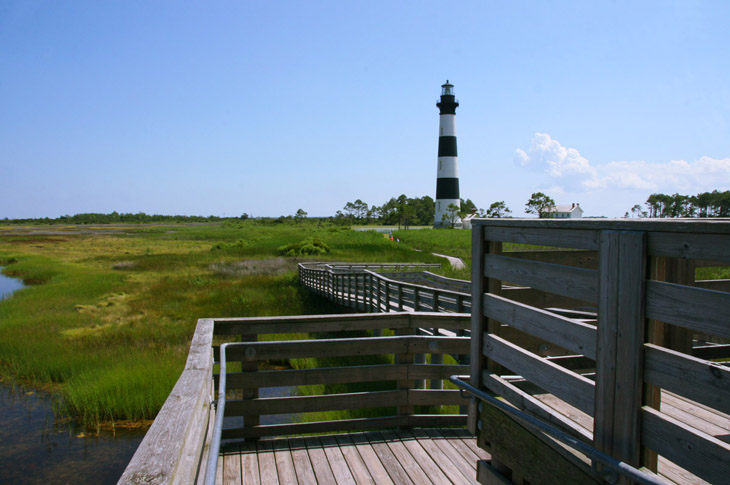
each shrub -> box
[278,237,330,256]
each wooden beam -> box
[641,406,730,484]
[646,281,730,339]
[483,333,595,415]
[644,343,730,415]
[648,232,730,262]
[485,254,599,304]
[483,293,597,359]
[226,390,407,416]
[483,226,600,250]
[593,230,646,469]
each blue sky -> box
[2,1,729,219]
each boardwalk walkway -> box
[218,429,488,485]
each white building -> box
[549,203,583,219]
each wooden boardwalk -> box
[217,428,488,485]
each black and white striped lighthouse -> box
[434,80,460,228]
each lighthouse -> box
[434,80,460,228]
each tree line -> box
[335,195,514,228]
[2,212,242,225]
[627,190,730,218]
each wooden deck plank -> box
[661,402,730,444]
[427,428,481,467]
[303,436,339,484]
[361,431,415,485]
[240,441,260,485]
[288,437,318,485]
[421,429,478,482]
[391,430,451,484]
[658,456,710,485]
[663,391,730,431]
[443,428,491,461]
[408,429,477,484]
[218,430,486,484]
[333,433,383,485]
[222,443,242,485]
[378,430,434,485]
[341,433,395,485]
[272,439,298,485]
[256,440,279,485]
[317,435,357,485]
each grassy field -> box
[0,221,442,428]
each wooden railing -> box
[119,312,470,484]
[118,318,215,485]
[469,219,730,484]
[213,312,470,440]
[298,262,472,313]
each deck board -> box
[219,429,485,484]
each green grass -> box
[0,221,443,428]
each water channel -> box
[0,269,146,483]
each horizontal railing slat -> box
[643,344,730,415]
[225,336,409,361]
[482,371,593,443]
[648,232,730,262]
[483,226,600,250]
[646,281,730,339]
[222,363,469,389]
[222,416,406,439]
[641,406,730,484]
[214,314,411,335]
[224,364,406,389]
[483,293,597,359]
[408,336,470,355]
[226,390,406,416]
[407,389,470,406]
[484,254,599,304]
[483,333,595,416]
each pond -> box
[0,269,146,483]
[0,266,25,300]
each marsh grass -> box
[0,221,442,428]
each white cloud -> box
[513,133,596,181]
[515,133,730,194]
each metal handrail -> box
[204,342,232,485]
[448,376,667,485]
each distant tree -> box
[525,192,556,218]
[441,203,461,228]
[460,198,478,215]
[240,213,250,220]
[294,208,307,222]
[486,201,511,218]
[629,204,646,218]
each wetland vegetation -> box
[0,221,444,429]
[2,219,726,432]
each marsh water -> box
[0,266,25,300]
[0,269,146,483]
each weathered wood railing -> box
[119,312,470,484]
[213,312,470,440]
[118,318,215,484]
[298,262,473,313]
[469,219,730,484]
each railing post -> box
[383,281,389,312]
[594,230,646,473]
[241,332,259,439]
[397,326,417,425]
[430,351,443,390]
[398,284,404,311]
[414,287,420,311]
[433,290,440,312]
